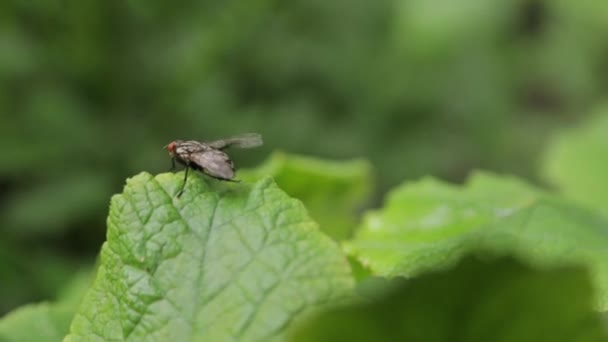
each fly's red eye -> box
[167,141,176,153]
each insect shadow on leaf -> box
[164,133,263,197]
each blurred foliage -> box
[240,151,373,240]
[0,242,84,315]
[0,270,92,341]
[290,255,608,342]
[1,0,608,318]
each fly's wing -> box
[206,133,263,150]
[189,149,235,180]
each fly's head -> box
[165,140,182,158]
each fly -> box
[165,133,263,197]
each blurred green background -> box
[1,0,607,315]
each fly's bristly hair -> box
[165,133,263,197]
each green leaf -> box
[345,172,608,309]
[65,172,353,341]
[290,255,608,342]
[239,152,374,240]
[543,109,608,216]
[0,269,93,342]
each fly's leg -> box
[170,158,176,170]
[177,167,189,197]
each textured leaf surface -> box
[290,255,608,342]
[240,152,373,240]
[543,109,608,216]
[345,172,608,309]
[66,172,353,341]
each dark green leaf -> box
[290,255,608,342]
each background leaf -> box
[0,269,92,342]
[345,172,608,309]
[66,172,353,341]
[290,254,608,342]
[542,106,608,216]
[240,152,373,240]
[0,243,85,315]
[0,303,74,342]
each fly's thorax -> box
[173,141,206,157]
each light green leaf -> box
[239,152,373,240]
[290,255,608,342]
[345,172,608,309]
[543,109,608,216]
[0,303,74,342]
[66,172,353,341]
